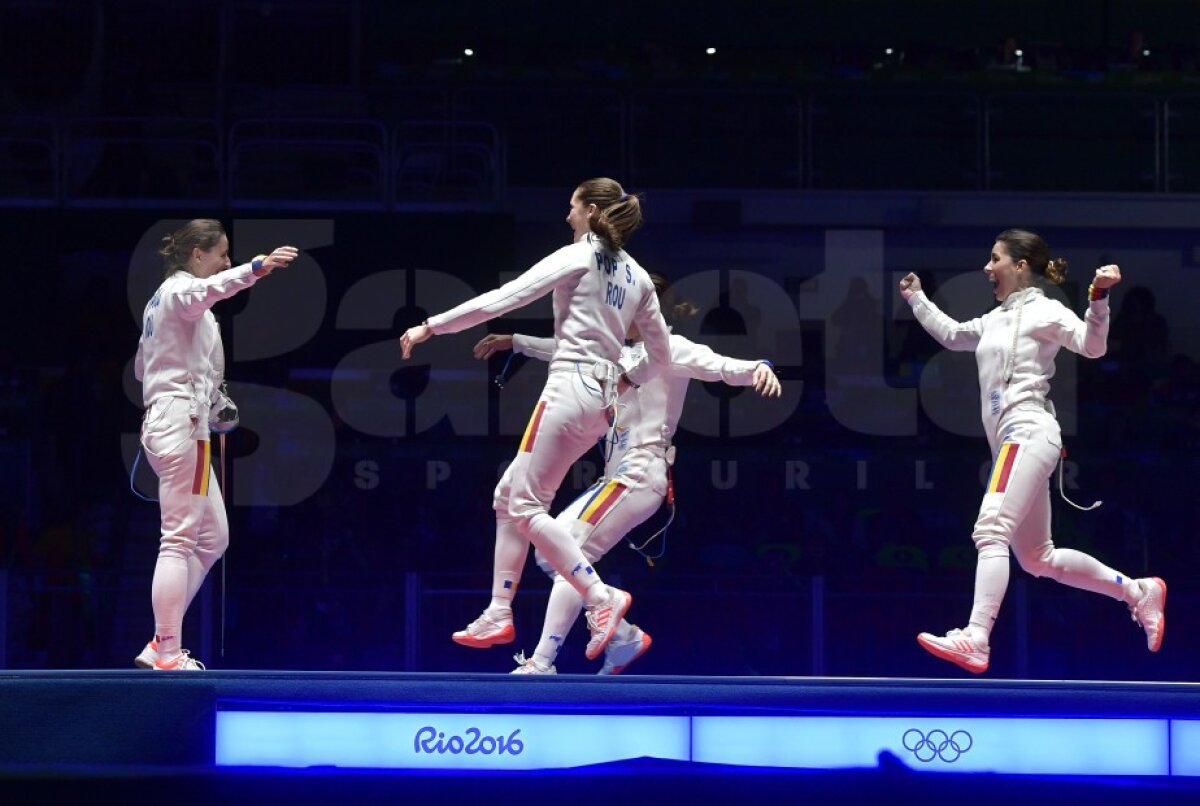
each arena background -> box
[1,0,1197,682]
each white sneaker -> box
[153,649,206,671]
[133,639,158,670]
[1129,577,1167,652]
[584,586,632,660]
[917,628,989,674]
[599,626,652,675]
[452,607,515,649]
[510,651,556,675]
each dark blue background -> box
[1,0,1196,681]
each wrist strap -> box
[1088,283,1109,302]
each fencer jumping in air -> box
[900,228,1165,674]
[474,273,782,675]
[399,178,671,662]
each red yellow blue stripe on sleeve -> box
[520,401,547,453]
[579,480,628,525]
[192,439,211,496]
[986,442,1019,494]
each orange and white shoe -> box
[917,628,989,674]
[584,586,631,661]
[452,608,515,648]
[1130,577,1167,652]
[153,650,206,671]
[133,639,158,670]
[599,626,652,675]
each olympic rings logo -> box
[901,728,973,763]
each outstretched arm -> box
[899,272,985,352]
[669,336,781,397]
[173,246,298,321]
[400,246,584,360]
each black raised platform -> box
[4,671,1200,803]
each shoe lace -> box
[585,605,610,635]
[944,628,986,651]
[159,649,206,670]
[511,651,552,673]
[178,650,206,670]
[468,611,507,634]
[1127,581,1153,625]
[1130,597,1158,631]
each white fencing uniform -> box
[513,332,767,666]
[428,234,672,601]
[907,285,1137,635]
[135,264,259,659]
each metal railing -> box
[228,117,388,209]
[2,88,1198,208]
[391,120,504,207]
[63,117,223,208]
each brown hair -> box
[649,272,699,326]
[576,178,643,252]
[995,228,1068,286]
[159,218,225,279]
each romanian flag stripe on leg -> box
[192,439,211,496]
[576,481,610,519]
[579,480,628,525]
[987,442,1019,495]
[520,401,547,453]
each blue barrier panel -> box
[216,711,690,770]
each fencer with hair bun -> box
[899,228,1165,674]
[132,219,297,671]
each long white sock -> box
[526,513,607,606]
[490,517,527,611]
[152,555,189,661]
[146,556,208,646]
[1034,547,1138,602]
[185,555,211,610]
[533,577,582,667]
[1122,577,1145,605]
[967,554,1009,644]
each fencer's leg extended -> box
[573,476,662,653]
[1008,444,1166,651]
[508,376,631,659]
[920,432,1167,672]
[527,474,662,669]
[527,494,594,667]
[531,573,646,671]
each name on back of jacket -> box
[596,251,633,310]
